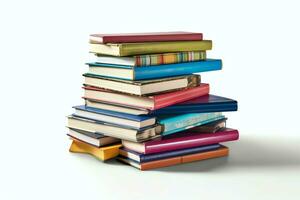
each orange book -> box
[69,139,122,161]
[117,145,229,170]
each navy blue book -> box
[150,94,238,115]
[73,105,156,129]
[119,144,221,163]
[86,59,222,80]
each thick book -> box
[89,40,212,56]
[72,105,156,128]
[87,59,222,80]
[83,74,200,96]
[122,128,239,154]
[69,139,122,161]
[67,115,162,142]
[94,51,206,66]
[158,112,225,136]
[119,144,220,163]
[90,31,203,44]
[117,145,229,170]
[83,83,209,110]
[150,94,238,115]
[67,128,120,147]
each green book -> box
[89,40,212,56]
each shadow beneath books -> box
[156,134,300,172]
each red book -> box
[90,32,203,44]
[122,128,239,154]
[83,83,209,110]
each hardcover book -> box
[89,40,212,56]
[72,105,156,128]
[87,59,222,80]
[117,145,229,170]
[90,31,203,43]
[158,112,225,136]
[122,128,239,154]
[119,144,221,163]
[83,74,200,96]
[94,51,206,66]
[83,83,209,110]
[67,128,120,147]
[67,115,162,142]
[69,139,122,161]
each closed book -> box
[90,31,203,44]
[122,128,239,154]
[117,145,229,170]
[83,83,209,110]
[87,59,221,80]
[119,144,220,163]
[67,115,162,142]
[150,94,238,115]
[89,40,212,56]
[158,112,225,136]
[69,139,122,161]
[67,128,120,147]
[94,51,206,66]
[83,74,200,96]
[72,105,156,128]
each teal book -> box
[158,112,225,136]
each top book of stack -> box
[89,32,211,56]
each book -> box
[72,105,156,128]
[122,128,238,154]
[89,40,212,56]
[189,118,227,133]
[69,139,122,161]
[83,74,200,96]
[150,94,238,115]
[158,112,225,136]
[87,59,222,80]
[94,51,206,66]
[83,83,209,110]
[90,31,203,43]
[117,145,229,170]
[119,144,221,163]
[67,128,120,147]
[67,115,162,142]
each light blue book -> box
[157,112,225,136]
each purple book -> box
[122,128,239,154]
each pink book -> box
[90,31,203,43]
[122,128,239,154]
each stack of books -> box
[67,32,239,170]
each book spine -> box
[102,33,203,43]
[152,83,209,110]
[134,59,222,80]
[145,130,238,154]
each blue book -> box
[87,59,222,80]
[72,105,156,129]
[150,94,238,115]
[158,112,225,136]
[119,144,221,163]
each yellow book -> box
[90,40,212,56]
[69,139,122,161]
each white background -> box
[0,0,300,199]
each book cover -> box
[83,83,210,110]
[122,128,239,154]
[89,40,212,56]
[95,51,206,66]
[117,146,229,170]
[158,112,225,135]
[90,31,203,43]
[150,94,238,115]
[119,144,221,163]
[87,59,222,80]
[69,139,122,161]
